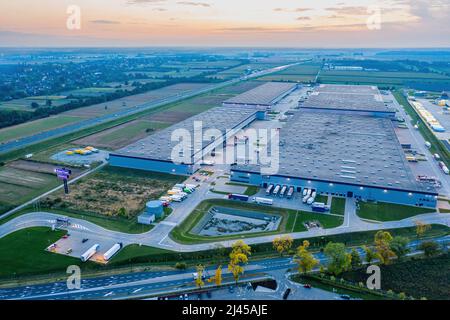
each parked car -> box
[303,284,312,289]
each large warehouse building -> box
[231,84,437,208]
[300,84,396,118]
[223,82,298,109]
[109,104,266,175]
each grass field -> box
[356,201,435,221]
[341,253,450,300]
[170,199,343,244]
[0,165,60,214]
[0,115,83,144]
[42,165,183,218]
[330,197,346,216]
[0,227,81,278]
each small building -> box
[146,200,164,219]
[137,212,155,225]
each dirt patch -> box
[41,166,182,218]
[7,160,83,177]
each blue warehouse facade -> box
[230,169,437,208]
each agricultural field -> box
[0,96,75,112]
[73,119,170,150]
[0,82,211,145]
[0,160,83,214]
[144,81,262,123]
[0,115,83,144]
[318,69,450,91]
[60,87,120,98]
[41,166,183,218]
[64,82,209,118]
[257,62,322,82]
[209,63,279,80]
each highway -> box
[0,63,296,154]
[1,236,447,300]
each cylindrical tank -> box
[146,200,164,219]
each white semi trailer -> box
[253,197,273,205]
[81,244,99,262]
[103,243,123,261]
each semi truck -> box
[103,243,122,261]
[265,184,274,195]
[81,244,99,262]
[272,185,281,196]
[439,161,449,175]
[279,185,287,197]
[228,194,249,202]
[252,197,273,205]
[311,202,330,212]
[286,187,294,199]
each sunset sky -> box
[1,0,449,47]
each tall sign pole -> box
[54,167,72,194]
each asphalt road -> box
[0,63,296,154]
[1,236,447,300]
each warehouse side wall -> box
[230,170,437,208]
[109,154,193,175]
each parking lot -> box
[47,225,121,264]
[416,98,450,141]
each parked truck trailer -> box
[81,244,99,262]
[252,197,273,205]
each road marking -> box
[132,288,142,294]
[104,291,114,297]
[160,221,177,226]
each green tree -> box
[418,241,441,257]
[374,231,396,265]
[415,221,431,238]
[363,245,377,264]
[324,242,352,275]
[294,240,318,274]
[350,248,362,269]
[389,236,410,260]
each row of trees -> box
[192,221,440,289]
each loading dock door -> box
[347,191,353,198]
